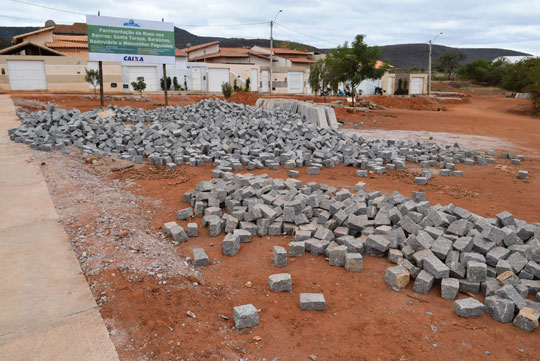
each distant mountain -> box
[0,36,11,49]
[379,43,531,70]
[0,26,39,47]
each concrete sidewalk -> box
[0,95,119,361]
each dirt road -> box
[12,91,540,360]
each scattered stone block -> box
[269,273,292,292]
[513,307,540,331]
[467,261,487,282]
[233,304,259,329]
[234,229,252,243]
[187,223,198,237]
[517,170,528,179]
[329,245,347,266]
[289,241,305,257]
[300,293,326,310]
[345,253,363,272]
[222,233,240,256]
[193,248,210,267]
[441,277,460,300]
[170,225,188,243]
[176,207,193,220]
[413,270,435,294]
[454,298,484,318]
[485,295,515,323]
[273,246,287,267]
[385,265,410,289]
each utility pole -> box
[98,11,104,106]
[428,32,443,96]
[162,18,168,106]
[269,9,282,94]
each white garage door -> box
[208,68,230,93]
[128,66,158,92]
[7,60,47,91]
[288,72,303,94]
[410,77,424,95]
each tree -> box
[84,68,100,98]
[324,34,387,106]
[245,77,251,92]
[160,76,172,91]
[308,59,333,102]
[131,76,146,96]
[437,51,467,79]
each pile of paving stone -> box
[172,171,540,331]
[9,99,499,176]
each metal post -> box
[162,64,168,106]
[269,20,273,94]
[428,40,432,96]
[98,11,104,106]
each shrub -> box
[394,78,409,95]
[245,77,251,92]
[173,76,181,91]
[131,76,146,96]
[221,82,233,98]
[160,76,172,90]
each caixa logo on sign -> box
[123,19,140,27]
[124,56,144,62]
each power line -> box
[11,0,85,16]
[273,21,338,46]
[174,22,268,28]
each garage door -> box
[128,66,158,92]
[208,68,230,93]
[410,77,424,95]
[288,72,303,94]
[7,60,47,90]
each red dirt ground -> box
[10,90,540,360]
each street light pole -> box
[269,9,282,94]
[428,32,443,96]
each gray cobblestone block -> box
[233,304,259,329]
[356,169,369,177]
[257,218,270,236]
[467,261,487,282]
[513,307,540,331]
[222,233,240,256]
[268,222,282,236]
[497,271,520,287]
[273,246,287,267]
[459,279,481,293]
[421,169,432,180]
[413,270,435,294]
[495,284,527,310]
[385,265,410,289]
[163,221,178,235]
[517,170,528,179]
[452,170,464,176]
[460,252,486,266]
[307,167,320,175]
[176,207,194,220]
[486,246,510,266]
[244,207,262,222]
[193,248,210,267]
[388,249,404,264]
[288,170,299,177]
[481,224,506,244]
[485,296,515,323]
[269,273,292,292]
[398,215,421,235]
[415,177,427,185]
[411,230,435,251]
[412,192,426,202]
[187,223,198,237]
[441,277,460,300]
[412,249,435,268]
[365,234,390,254]
[329,245,348,266]
[496,211,516,227]
[454,298,484,318]
[431,237,453,260]
[294,213,310,225]
[524,260,540,279]
[472,237,496,255]
[347,214,369,231]
[171,225,188,243]
[447,219,471,236]
[239,221,257,236]
[295,229,312,242]
[208,218,223,237]
[306,238,331,256]
[507,251,529,274]
[496,259,512,275]
[204,206,222,217]
[398,258,421,279]
[440,169,451,176]
[485,277,500,297]
[425,226,444,240]
[345,253,363,272]
[223,214,239,233]
[315,227,334,241]
[194,201,205,216]
[423,255,450,279]
[343,237,365,254]
[233,228,252,243]
[289,241,305,257]
[300,293,326,310]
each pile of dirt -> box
[227,91,260,106]
[363,95,449,111]
[113,165,192,182]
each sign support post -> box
[162,64,168,106]
[98,61,104,106]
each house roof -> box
[0,41,65,56]
[62,51,89,57]
[175,48,188,57]
[257,47,309,55]
[52,22,87,35]
[12,26,55,44]
[53,35,87,42]
[190,47,271,62]
[289,57,316,64]
[46,41,88,49]
[181,41,220,53]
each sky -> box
[2,0,540,54]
